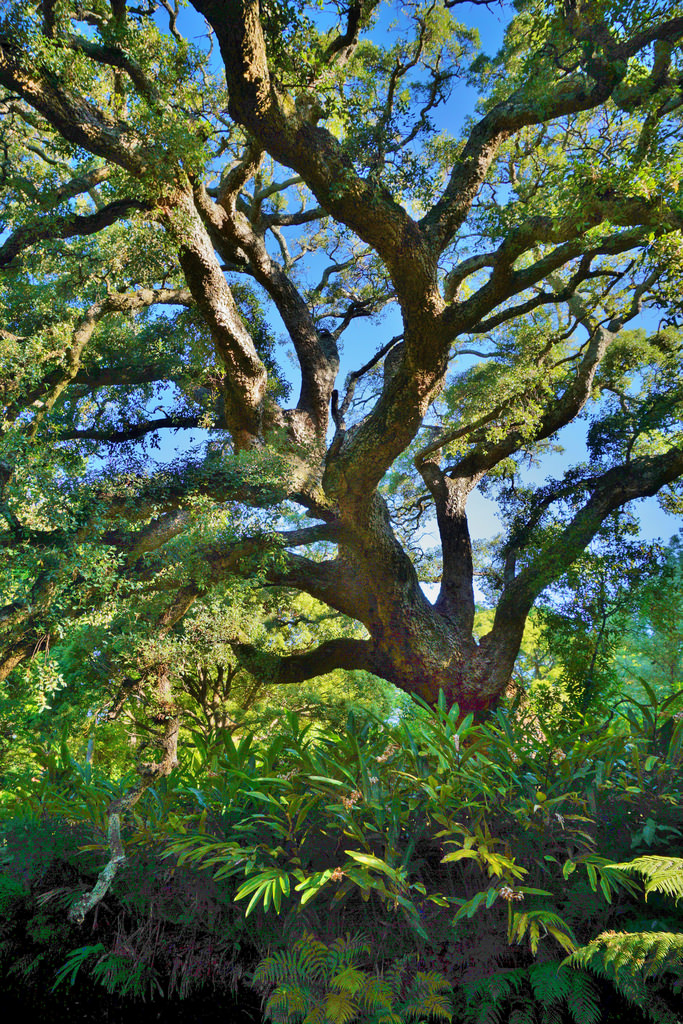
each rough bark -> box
[68,664,180,925]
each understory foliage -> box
[1,691,682,1022]
[568,856,683,1021]
[253,934,453,1024]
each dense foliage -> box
[1,691,682,1022]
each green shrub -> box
[0,692,680,1019]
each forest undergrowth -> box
[1,689,682,1024]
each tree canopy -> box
[2,0,683,720]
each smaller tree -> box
[615,534,683,698]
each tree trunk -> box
[327,490,524,714]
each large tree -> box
[2,0,683,715]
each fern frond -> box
[359,975,393,1011]
[302,1003,329,1024]
[472,1002,502,1024]
[539,1007,563,1024]
[566,971,601,1024]
[567,929,683,1020]
[330,965,366,995]
[527,963,600,1024]
[570,930,683,981]
[323,991,357,1024]
[399,991,450,1022]
[461,974,509,1024]
[414,970,452,993]
[330,933,370,964]
[463,968,525,1007]
[508,1009,534,1024]
[610,857,683,904]
[254,951,298,987]
[264,981,309,1023]
[528,962,571,1004]
[296,936,333,982]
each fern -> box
[528,962,571,1004]
[564,972,602,1024]
[393,971,452,1023]
[52,942,163,999]
[332,965,370,995]
[254,935,452,1024]
[322,991,358,1024]
[539,1008,563,1024]
[265,981,310,1022]
[564,855,683,1023]
[90,951,163,999]
[567,932,683,1024]
[53,943,106,989]
[610,856,683,904]
[462,964,600,1024]
[568,931,683,980]
[300,935,339,981]
[462,969,527,1024]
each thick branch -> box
[445,225,654,339]
[25,288,193,437]
[448,269,661,479]
[322,2,374,67]
[0,40,147,175]
[422,15,683,251]
[491,445,683,642]
[57,414,203,443]
[416,461,478,634]
[60,33,164,108]
[231,637,378,685]
[0,638,38,683]
[34,164,111,211]
[0,198,150,269]
[191,0,440,311]
[169,192,270,442]
[262,206,326,228]
[217,138,264,209]
[194,184,338,436]
[265,552,376,626]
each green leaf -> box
[441,848,479,864]
[344,850,400,881]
